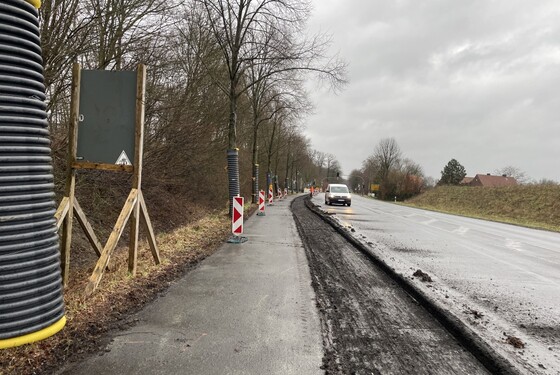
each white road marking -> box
[452,226,470,235]
[505,238,523,252]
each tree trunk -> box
[251,119,259,203]
[227,82,239,216]
[228,83,237,149]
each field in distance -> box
[405,185,560,232]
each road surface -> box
[311,193,560,374]
[292,197,491,374]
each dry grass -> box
[0,208,234,375]
[405,185,560,232]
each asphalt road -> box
[292,196,490,374]
[311,193,560,374]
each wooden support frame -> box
[139,190,160,264]
[85,189,139,295]
[128,64,145,276]
[54,196,69,230]
[73,198,103,258]
[56,63,160,295]
[60,63,80,286]
[72,162,134,173]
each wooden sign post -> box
[55,63,160,295]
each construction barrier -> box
[257,190,265,216]
[227,196,247,243]
[232,196,243,234]
[283,188,288,198]
[268,185,273,205]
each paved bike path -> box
[59,196,323,375]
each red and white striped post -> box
[268,184,274,205]
[232,196,243,235]
[283,188,287,199]
[227,196,247,243]
[257,190,266,216]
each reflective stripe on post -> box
[268,185,273,205]
[232,196,244,235]
[259,190,265,212]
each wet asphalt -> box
[312,193,560,373]
[292,196,490,374]
[58,196,323,375]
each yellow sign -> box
[370,184,380,192]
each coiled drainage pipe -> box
[0,0,66,348]
[227,149,240,215]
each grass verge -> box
[404,185,560,232]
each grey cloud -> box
[305,0,560,181]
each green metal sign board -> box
[77,70,136,165]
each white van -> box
[325,184,352,206]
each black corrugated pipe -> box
[252,163,258,204]
[227,149,240,216]
[266,171,271,200]
[273,175,279,198]
[0,0,66,349]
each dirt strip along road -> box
[291,196,491,375]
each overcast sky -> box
[304,0,560,182]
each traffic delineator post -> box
[257,190,266,216]
[283,188,287,198]
[227,196,247,243]
[268,185,274,205]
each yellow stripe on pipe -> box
[0,316,66,349]
[24,0,42,8]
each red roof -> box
[470,174,518,187]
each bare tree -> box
[40,0,92,125]
[286,133,312,191]
[348,169,366,194]
[262,99,299,178]
[494,166,529,184]
[194,0,346,212]
[535,178,558,185]
[38,0,346,221]
[395,158,424,199]
[313,150,326,177]
[325,153,336,178]
[373,138,402,182]
[83,0,176,69]
[246,70,309,201]
[362,154,379,181]
[401,158,423,177]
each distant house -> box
[460,177,473,185]
[469,174,518,187]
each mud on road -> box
[291,196,490,375]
